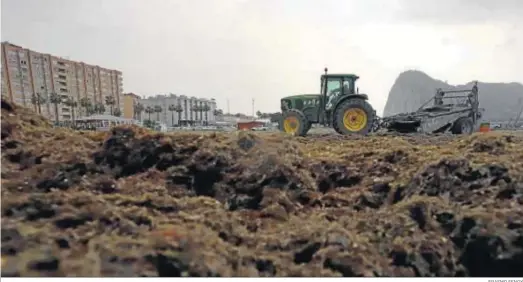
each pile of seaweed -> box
[1,98,522,277]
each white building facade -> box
[137,94,217,127]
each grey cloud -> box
[393,0,523,24]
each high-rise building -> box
[1,41,123,121]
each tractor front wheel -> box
[333,99,376,135]
[280,109,310,136]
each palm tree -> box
[95,103,105,114]
[199,104,205,123]
[86,104,95,116]
[168,104,176,126]
[105,95,116,115]
[213,109,223,116]
[198,105,204,124]
[191,104,200,125]
[145,106,154,121]
[79,97,92,117]
[175,103,183,126]
[154,105,162,122]
[133,102,144,120]
[63,97,78,127]
[113,108,122,117]
[202,103,211,125]
[31,93,46,114]
[49,92,62,125]
[93,103,100,114]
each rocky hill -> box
[383,70,523,122]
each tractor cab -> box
[322,73,357,96]
[320,68,368,112]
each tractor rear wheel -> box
[333,98,376,135]
[280,109,309,136]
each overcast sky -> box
[2,0,522,115]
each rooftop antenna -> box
[252,98,255,120]
[227,99,230,115]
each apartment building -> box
[137,94,218,126]
[122,93,141,119]
[1,42,123,121]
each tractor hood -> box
[280,94,322,111]
[280,94,321,100]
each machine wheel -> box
[452,117,474,134]
[280,109,310,136]
[333,98,376,135]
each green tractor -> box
[279,68,377,136]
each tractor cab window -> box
[325,79,342,110]
[342,80,354,94]
[326,79,342,95]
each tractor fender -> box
[344,94,368,101]
[333,95,368,112]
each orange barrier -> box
[237,121,265,131]
[479,122,490,132]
